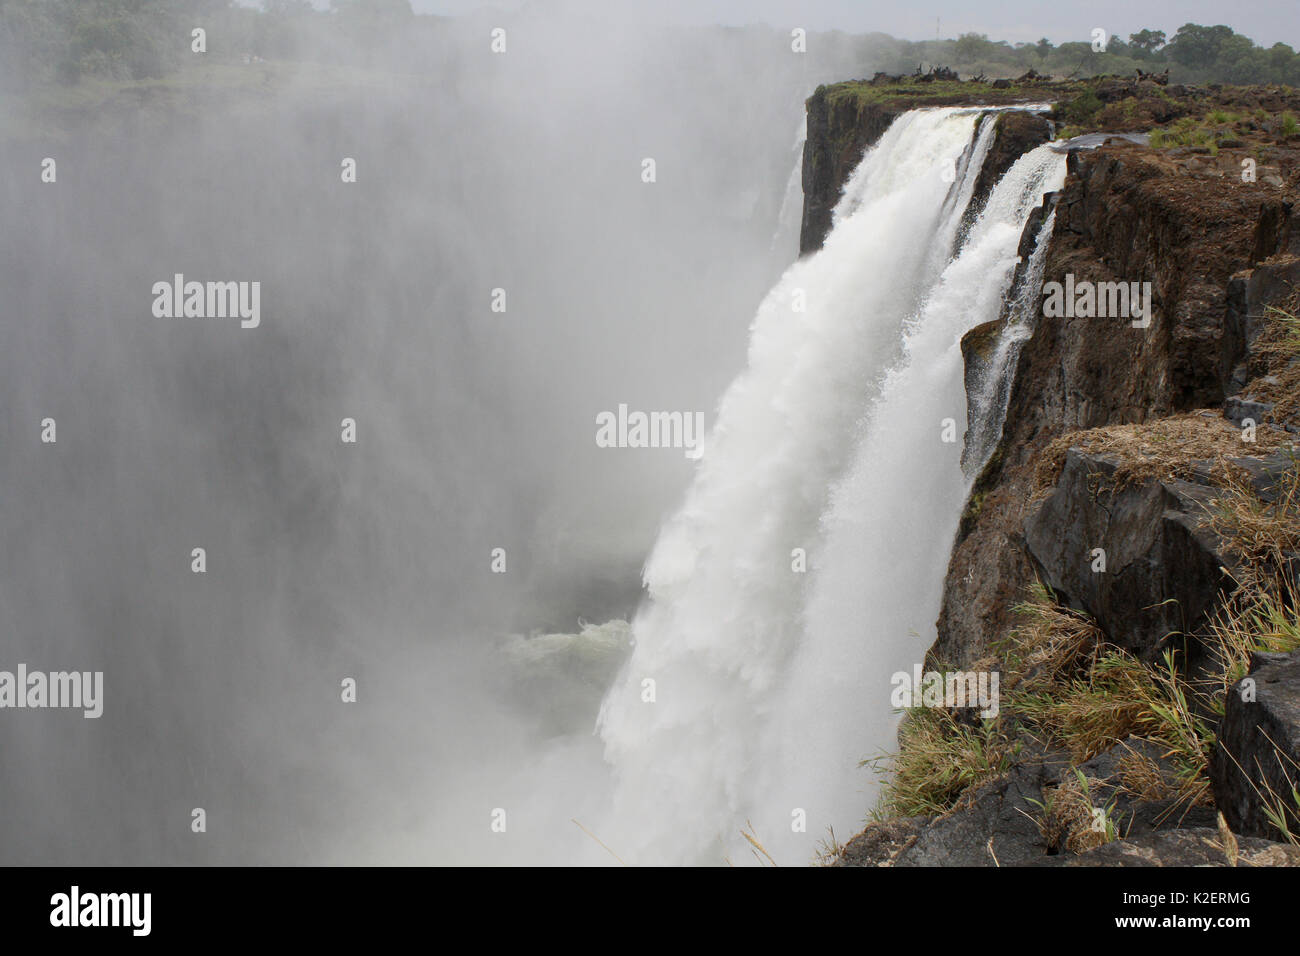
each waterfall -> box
[756,145,1066,865]
[962,206,1059,475]
[593,108,1065,866]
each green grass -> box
[864,707,1016,819]
[1149,122,1222,152]
[821,78,998,110]
[1059,90,1103,125]
[868,582,1217,830]
[816,76,1081,114]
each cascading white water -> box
[963,206,1059,474]
[755,144,1066,864]
[594,108,1065,866]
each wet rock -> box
[802,98,1049,254]
[965,111,1053,229]
[799,89,899,254]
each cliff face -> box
[937,142,1300,669]
[799,89,900,254]
[803,75,1300,865]
[799,84,1051,254]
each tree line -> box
[2,1,1299,93]
[935,23,1300,85]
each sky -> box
[402,0,1300,50]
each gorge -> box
[583,73,1300,867]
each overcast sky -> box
[405,0,1300,49]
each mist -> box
[0,4,878,864]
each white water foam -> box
[595,108,1021,865]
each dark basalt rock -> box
[1052,828,1300,866]
[1223,395,1275,428]
[1225,449,1300,503]
[837,760,1062,867]
[1226,258,1300,395]
[936,142,1292,671]
[837,737,1222,867]
[1211,649,1300,840]
[800,94,1052,255]
[799,89,899,254]
[964,111,1053,229]
[1023,449,1234,663]
[834,817,927,867]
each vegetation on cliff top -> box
[816,72,1300,149]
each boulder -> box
[1023,448,1233,662]
[1211,649,1300,839]
[889,762,1057,866]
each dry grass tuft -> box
[1009,651,1167,762]
[1205,579,1300,700]
[1202,467,1300,698]
[1032,770,1118,853]
[740,821,778,867]
[1207,461,1300,572]
[812,827,846,866]
[998,580,1101,693]
[1248,295,1300,420]
[865,707,1015,820]
[1034,411,1286,494]
[1117,746,1180,802]
[994,583,1215,810]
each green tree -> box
[1215,32,1260,82]
[954,32,993,63]
[1128,29,1166,54]
[1167,23,1235,70]
[1266,42,1297,82]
